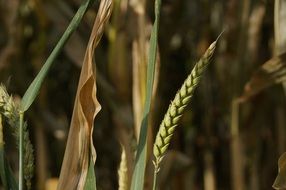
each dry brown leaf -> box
[239,52,286,102]
[273,152,286,189]
[57,1,113,189]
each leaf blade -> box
[130,0,162,189]
[57,1,113,189]
[84,155,97,190]
[20,0,94,112]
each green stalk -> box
[152,167,158,190]
[19,112,24,190]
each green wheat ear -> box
[152,40,217,172]
[0,85,34,190]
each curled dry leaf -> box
[239,52,286,102]
[273,152,286,190]
[57,0,113,189]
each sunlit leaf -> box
[57,0,113,189]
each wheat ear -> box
[0,85,34,190]
[152,40,217,172]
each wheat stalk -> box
[152,40,217,172]
[0,85,34,190]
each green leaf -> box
[84,156,97,190]
[130,0,162,189]
[20,0,95,112]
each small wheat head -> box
[0,84,34,190]
[152,40,217,172]
[0,85,17,120]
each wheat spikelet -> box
[0,85,17,119]
[152,41,217,171]
[0,85,34,189]
[118,146,128,190]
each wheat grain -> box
[153,40,217,172]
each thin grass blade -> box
[130,0,161,189]
[20,0,95,112]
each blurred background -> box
[0,0,285,189]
